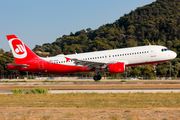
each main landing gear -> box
[93,75,101,81]
[152,63,156,73]
[93,68,102,81]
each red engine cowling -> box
[107,62,125,73]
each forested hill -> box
[33,0,180,57]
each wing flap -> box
[71,58,107,70]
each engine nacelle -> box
[107,62,125,73]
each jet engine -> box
[107,62,125,73]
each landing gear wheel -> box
[97,75,101,80]
[93,76,98,81]
[93,75,102,81]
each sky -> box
[0,0,156,51]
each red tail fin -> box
[6,35,39,63]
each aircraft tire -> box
[97,75,101,80]
[93,75,102,81]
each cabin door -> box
[38,61,44,70]
[150,46,156,60]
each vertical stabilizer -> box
[6,35,39,63]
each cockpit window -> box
[161,48,170,52]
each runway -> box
[1,89,180,94]
[50,89,180,93]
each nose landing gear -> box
[152,63,156,73]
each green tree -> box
[50,45,62,55]
[143,65,155,78]
[131,68,141,77]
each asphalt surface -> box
[0,90,13,94]
[50,89,180,93]
[2,89,180,94]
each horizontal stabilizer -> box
[6,63,29,68]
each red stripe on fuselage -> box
[126,60,170,67]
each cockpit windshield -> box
[161,48,170,52]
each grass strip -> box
[0,93,180,108]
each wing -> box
[71,58,108,70]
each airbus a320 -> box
[6,35,177,81]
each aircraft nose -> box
[171,51,177,59]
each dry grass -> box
[1,92,180,119]
[0,107,180,120]
[0,93,180,108]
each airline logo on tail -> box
[9,38,27,59]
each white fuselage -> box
[42,45,177,66]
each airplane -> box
[6,35,177,81]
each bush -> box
[12,88,51,94]
[44,80,49,82]
[121,80,126,82]
[12,89,24,94]
[27,76,35,79]
[22,76,25,79]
